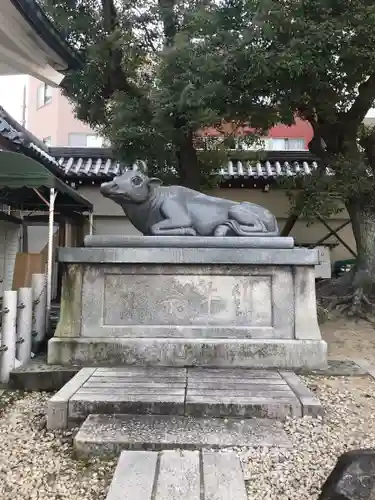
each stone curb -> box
[353,359,375,380]
[280,371,323,416]
[47,368,96,430]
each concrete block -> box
[74,414,292,458]
[47,367,96,430]
[202,451,247,500]
[105,451,157,500]
[84,235,295,249]
[69,391,186,421]
[156,451,200,500]
[353,358,375,380]
[80,265,295,340]
[51,240,326,371]
[9,357,79,391]
[280,371,322,416]
[186,395,302,419]
[48,337,328,370]
[294,267,321,340]
[104,449,248,500]
[58,246,319,265]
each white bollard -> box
[32,274,46,345]
[0,290,17,383]
[16,287,33,365]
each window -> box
[68,133,105,147]
[235,137,267,151]
[268,138,305,151]
[36,84,52,108]
[86,134,103,147]
[43,136,52,146]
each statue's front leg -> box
[150,199,196,236]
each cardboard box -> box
[12,252,46,290]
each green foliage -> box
[204,0,375,217]
[40,0,280,186]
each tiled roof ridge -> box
[51,149,325,180]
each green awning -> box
[0,151,92,212]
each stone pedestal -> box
[48,236,327,370]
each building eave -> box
[10,0,83,71]
[0,105,68,181]
[9,0,83,71]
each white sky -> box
[0,75,27,123]
[0,74,374,126]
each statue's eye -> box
[132,176,143,186]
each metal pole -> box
[32,273,46,346]
[46,188,57,332]
[0,290,17,383]
[89,212,94,236]
[17,287,32,365]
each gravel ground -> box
[321,318,375,362]
[1,376,375,500]
[241,374,375,500]
[0,392,116,500]
[0,319,374,500]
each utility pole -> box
[21,83,26,128]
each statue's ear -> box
[148,177,162,187]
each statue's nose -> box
[100,182,112,194]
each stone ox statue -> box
[100,171,279,237]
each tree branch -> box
[158,0,178,47]
[345,72,375,126]
[101,0,117,32]
[359,125,375,174]
[133,6,158,54]
[100,0,147,101]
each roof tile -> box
[52,152,325,180]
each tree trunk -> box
[177,130,201,190]
[346,198,375,291]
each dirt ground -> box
[321,318,375,363]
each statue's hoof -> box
[214,225,230,237]
[183,228,197,236]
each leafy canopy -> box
[41,0,279,184]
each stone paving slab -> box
[203,452,248,500]
[188,368,283,379]
[280,371,322,416]
[297,359,368,377]
[69,393,186,421]
[105,451,157,500]
[186,368,302,418]
[157,451,200,500]
[74,414,292,458]
[47,368,96,430]
[48,367,321,429]
[9,356,79,391]
[105,450,248,500]
[93,367,187,378]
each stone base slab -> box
[74,415,292,458]
[52,242,325,370]
[101,450,248,500]
[47,366,322,430]
[84,235,295,249]
[48,337,327,370]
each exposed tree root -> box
[317,277,375,326]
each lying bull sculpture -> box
[100,171,279,237]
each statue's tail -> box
[223,219,279,236]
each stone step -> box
[47,367,322,429]
[105,450,247,500]
[74,413,292,458]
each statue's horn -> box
[116,163,125,175]
[133,160,147,174]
